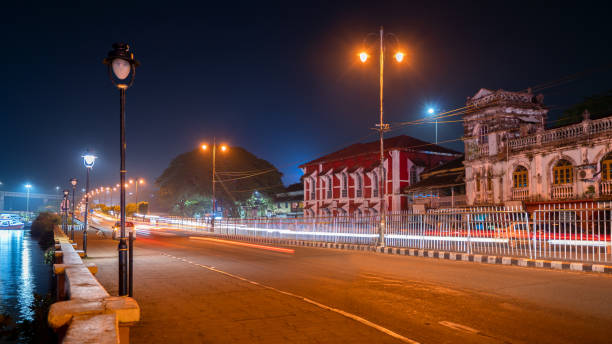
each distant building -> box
[271,183,304,217]
[300,135,461,216]
[403,156,466,209]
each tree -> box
[137,201,149,215]
[555,90,612,127]
[155,146,284,216]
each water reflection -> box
[0,230,49,321]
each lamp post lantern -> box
[70,178,77,241]
[82,154,96,257]
[357,26,405,247]
[104,42,139,297]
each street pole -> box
[135,181,139,213]
[84,168,90,255]
[71,183,76,241]
[435,120,438,144]
[119,86,128,296]
[378,25,386,248]
[212,137,216,232]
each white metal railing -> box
[512,187,529,200]
[599,181,612,196]
[551,184,574,199]
[149,203,612,263]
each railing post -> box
[466,213,471,254]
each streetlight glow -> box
[394,52,405,63]
[220,145,228,152]
[359,52,369,63]
[427,107,434,114]
[201,144,208,150]
[25,184,32,189]
[83,154,97,168]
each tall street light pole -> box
[82,154,96,256]
[104,42,139,297]
[201,140,228,232]
[70,178,77,241]
[358,26,405,248]
[427,107,438,144]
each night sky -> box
[2,1,611,196]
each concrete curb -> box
[209,234,612,275]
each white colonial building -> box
[464,88,612,205]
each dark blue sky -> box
[1,1,611,195]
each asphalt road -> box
[81,215,612,344]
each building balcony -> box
[551,184,574,199]
[599,181,612,196]
[512,187,529,201]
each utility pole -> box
[377,26,387,248]
[212,137,216,232]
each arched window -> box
[479,125,488,144]
[410,165,418,185]
[310,178,316,200]
[602,153,612,181]
[342,173,348,198]
[553,160,573,185]
[513,166,528,188]
[373,173,379,197]
[356,174,363,197]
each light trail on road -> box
[189,237,295,254]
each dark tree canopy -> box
[155,146,284,215]
[555,90,612,127]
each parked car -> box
[112,221,136,240]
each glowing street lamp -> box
[104,42,139,297]
[201,139,228,231]
[427,107,438,144]
[62,189,69,233]
[82,153,97,257]
[357,26,406,248]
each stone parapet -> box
[49,225,140,343]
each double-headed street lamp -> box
[82,154,96,256]
[358,26,406,247]
[70,178,78,241]
[201,139,228,231]
[104,42,139,297]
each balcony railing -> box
[508,116,612,152]
[551,184,573,199]
[599,180,612,196]
[512,187,529,200]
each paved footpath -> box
[76,224,612,344]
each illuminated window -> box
[513,166,528,188]
[602,154,612,181]
[553,160,573,185]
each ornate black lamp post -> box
[69,178,77,241]
[82,154,96,256]
[103,43,139,297]
[62,189,69,233]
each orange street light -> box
[129,179,134,184]
[220,145,228,152]
[201,144,208,150]
[359,52,369,63]
[394,52,405,63]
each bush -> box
[30,212,60,250]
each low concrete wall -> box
[49,225,140,343]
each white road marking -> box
[161,253,419,344]
[438,321,479,334]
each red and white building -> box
[300,135,461,216]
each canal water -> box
[0,229,52,322]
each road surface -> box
[79,214,612,343]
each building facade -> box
[300,135,461,216]
[464,88,612,205]
[271,183,304,217]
